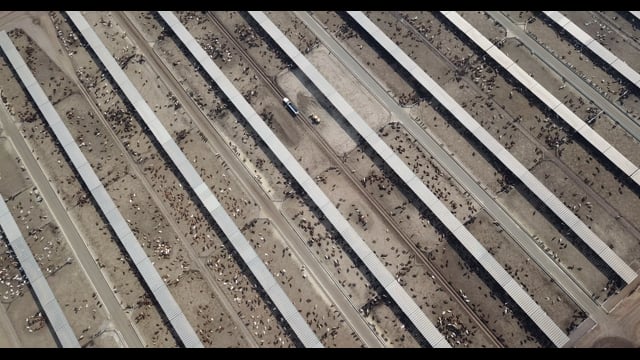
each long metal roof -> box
[446,12,640,190]
[543,11,640,90]
[438,11,638,284]
[253,10,572,347]
[157,10,450,348]
[65,11,322,348]
[631,11,640,22]
[345,10,575,348]
[0,28,203,348]
[0,193,79,347]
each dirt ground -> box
[0,11,638,348]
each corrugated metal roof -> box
[66,11,90,31]
[40,102,63,127]
[495,150,527,178]
[471,127,504,155]
[19,255,43,283]
[365,134,395,161]
[264,9,528,344]
[26,81,50,107]
[394,47,414,67]
[467,28,494,51]
[247,10,269,24]
[8,235,30,262]
[201,192,221,213]
[0,195,80,347]
[21,255,44,286]
[42,300,70,330]
[122,231,147,265]
[179,162,203,189]
[486,45,514,69]
[319,203,350,234]
[433,210,460,231]
[361,251,394,288]
[449,11,640,190]
[49,120,75,147]
[587,42,615,64]
[477,252,512,287]
[110,65,129,85]
[543,11,569,26]
[502,279,538,313]
[202,60,226,85]
[385,281,420,317]
[152,286,182,321]
[405,177,439,209]
[103,206,130,240]
[268,284,299,319]
[447,105,479,132]
[611,60,640,85]
[0,31,20,59]
[571,223,609,255]
[188,40,211,64]
[170,9,450,347]
[451,13,473,33]
[271,143,309,180]
[208,206,239,238]
[227,230,257,262]
[545,11,640,95]
[297,58,317,78]
[530,311,570,347]
[305,185,330,209]
[160,139,188,168]
[275,301,322,348]
[227,88,245,106]
[76,162,101,191]
[117,82,142,107]
[63,142,89,169]
[246,255,277,293]
[54,324,82,348]
[518,172,552,201]
[452,226,487,259]
[243,112,265,133]
[170,314,204,348]
[0,28,128,348]
[530,82,562,109]
[135,257,164,292]
[389,281,452,348]
[90,185,117,215]
[13,63,38,88]
[349,11,639,346]
[564,22,595,47]
[578,125,611,152]
[0,212,21,243]
[387,155,416,183]
[597,249,637,283]
[0,197,8,217]
[233,93,256,119]
[144,114,172,144]
[602,146,638,176]
[549,198,581,228]
[279,39,301,59]
[193,182,210,200]
[339,226,371,259]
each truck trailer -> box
[283,97,299,115]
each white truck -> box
[282,97,299,115]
